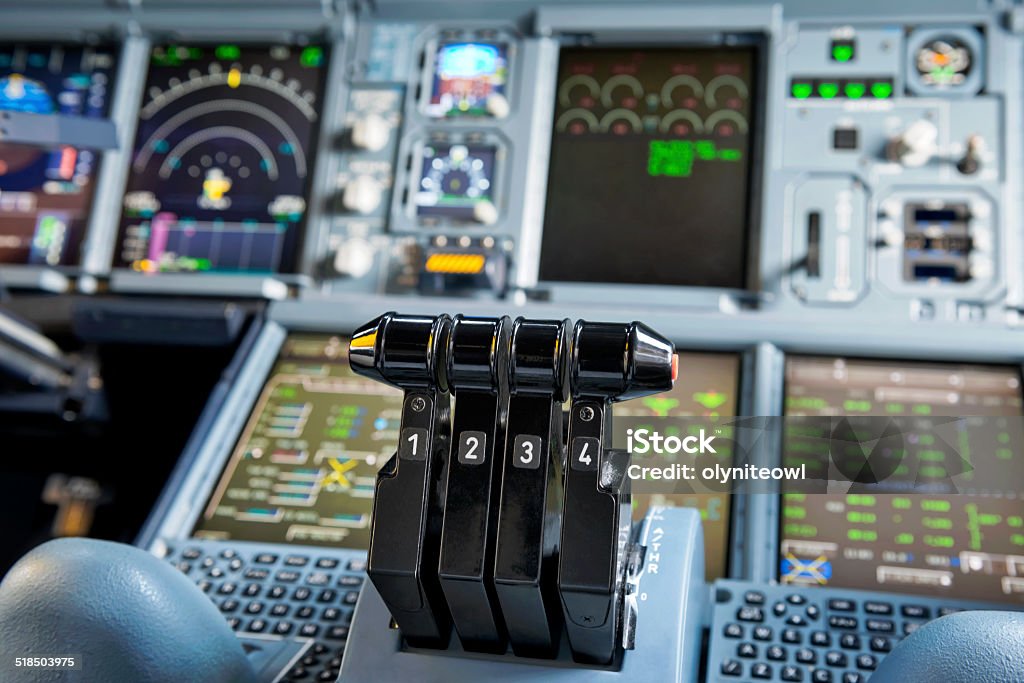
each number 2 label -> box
[458,431,487,465]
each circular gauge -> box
[915,38,972,87]
[414,143,498,223]
[117,44,326,274]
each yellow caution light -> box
[227,68,241,88]
[425,253,486,274]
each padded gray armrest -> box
[0,538,256,683]
[872,610,1024,683]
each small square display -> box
[414,142,497,222]
[425,42,508,118]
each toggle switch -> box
[351,113,391,152]
[342,175,384,215]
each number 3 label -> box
[513,435,542,469]
[458,431,487,465]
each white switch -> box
[334,238,375,278]
[473,199,499,225]
[885,120,938,168]
[351,114,391,152]
[486,93,510,119]
[342,175,383,214]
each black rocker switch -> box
[492,317,571,658]
[437,315,512,653]
[558,320,676,664]
[349,312,453,648]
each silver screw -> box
[411,396,427,412]
[580,406,595,421]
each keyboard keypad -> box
[160,543,362,682]
[709,579,1013,682]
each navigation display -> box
[780,356,1024,603]
[541,45,758,289]
[194,334,402,549]
[116,44,326,274]
[613,351,741,581]
[0,43,116,266]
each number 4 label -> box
[457,431,487,465]
[571,437,600,472]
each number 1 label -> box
[399,427,428,461]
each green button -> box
[818,82,840,99]
[791,82,813,99]
[832,44,854,63]
[871,81,893,99]
[844,82,866,99]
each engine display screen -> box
[0,43,116,266]
[613,351,741,581]
[425,42,508,118]
[780,356,1024,604]
[116,44,326,275]
[194,334,402,549]
[541,46,758,289]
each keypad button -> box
[787,614,808,627]
[737,606,764,622]
[840,634,860,650]
[242,583,261,597]
[856,654,877,670]
[724,623,743,639]
[767,645,786,661]
[327,625,350,640]
[787,594,807,605]
[182,548,202,560]
[306,572,331,586]
[290,667,309,680]
[293,587,312,601]
[738,643,757,658]
[208,567,225,579]
[312,643,329,656]
[175,561,192,574]
[810,631,831,647]
[245,601,264,615]
[316,558,340,569]
[274,621,294,635]
[343,591,360,606]
[268,586,287,600]
[901,604,930,619]
[244,568,269,580]
[828,599,855,612]
[299,623,320,638]
[255,553,278,564]
[220,549,237,560]
[276,571,300,583]
[751,663,772,679]
[782,629,801,644]
[753,626,772,641]
[247,619,267,633]
[347,559,367,572]
[227,558,243,572]
[318,671,338,681]
[828,615,857,630]
[317,589,337,603]
[721,659,742,677]
[939,607,962,617]
[773,602,787,617]
[217,583,237,595]
[201,557,216,569]
[842,674,864,683]
[285,555,310,567]
[745,591,766,605]
[805,605,821,620]
[864,601,892,615]
[867,618,894,633]
[338,575,363,587]
[870,636,893,653]
[782,665,804,682]
[904,622,921,636]
[812,668,832,683]
[322,607,341,622]
[270,604,290,617]
[825,651,847,667]
[197,580,212,593]
[220,599,239,613]
[297,606,315,619]
[796,648,816,664]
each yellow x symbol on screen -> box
[323,457,358,487]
